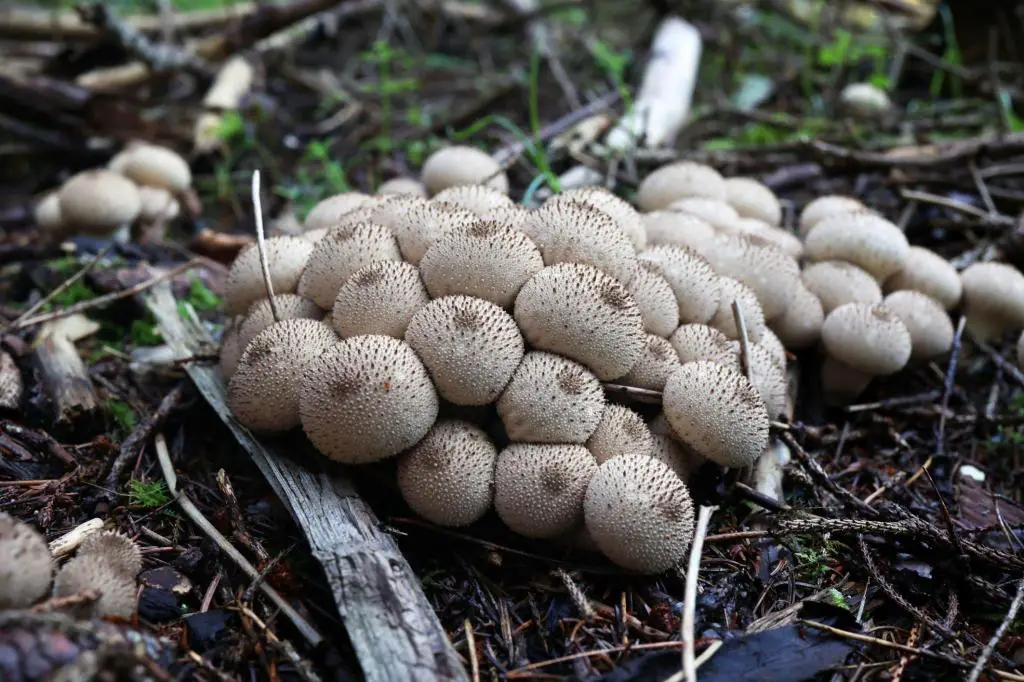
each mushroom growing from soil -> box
[801,260,882,315]
[882,291,955,361]
[724,177,782,226]
[432,184,513,216]
[299,335,439,463]
[798,195,865,236]
[624,266,679,337]
[804,212,910,281]
[494,443,596,539]
[546,187,647,252]
[641,211,717,254]
[58,169,142,236]
[0,351,23,410]
[397,420,498,527]
[78,531,143,578]
[819,302,912,403]
[377,177,427,197]
[958,262,1024,342]
[238,294,323,351]
[223,237,314,315]
[703,234,800,321]
[636,161,727,211]
[119,143,192,193]
[770,283,825,350]
[638,245,720,325]
[421,145,509,195]
[620,335,682,391]
[883,246,962,310]
[297,222,401,309]
[53,554,137,619]
[583,454,695,574]
[585,404,655,463]
[302,192,373,231]
[0,513,53,609]
[332,261,429,338]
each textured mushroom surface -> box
[798,195,865,236]
[494,443,596,539]
[709,276,766,343]
[883,246,962,310]
[668,198,740,233]
[770,283,824,350]
[757,328,787,371]
[297,222,401,309]
[514,264,645,381]
[959,261,1024,341]
[703,234,800,320]
[663,361,769,468]
[821,303,911,375]
[638,246,720,324]
[224,237,314,315]
[738,221,804,260]
[58,169,142,235]
[78,531,142,577]
[0,513,53,608]
[332,261,429,338]
[299,335,439,463]
[303,192,373,231]
[548,187,647,252]
[397,420,497,527]
[670,323,737,366]
[741,342,789,419]
[432,184,513,216]
[625,266,679,337]
[238,294,322,351]
[636,162,727,211]
[497,352,604,443]
[649,433,704,482]
[0,350,23,410]
[583,454,695,573]
[375,197,478,265]
[120,143,192,192]
[586,404,655,463]
[421,145,509,195]
[620,335,681,391]
[724,177,782,226]
[405,296,524,405]
[883,291,954,361]
[641,211,716,254]
[801,260,883,315]
[53,554,136,619]
[804,212,910,281]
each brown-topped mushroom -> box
[373,195,478,265]
[332,261,429,338]
[546,187,647,252]
[297,222,401,309]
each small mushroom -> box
[649,433,705,482]
[377,177,427,197]
[0,350,24,410]
[638,246,720,325]
[636,162,727,211]
[801,260,882,315]
[137,186,180,223]
[373,196,478,265]
[641,211,717,254]
[883,246,962,310]
[238,294,323,351]
[332,261,429,338]
[703,234,800,321]
[724,177,782,226]
[734,219,803,259]
[58,169,142,236]
[297,222,401,309]
[78,531,142,577]
[33,192,63,235]
[119,143,192,193]
[547,187,647,252]
[668,197,740,234]
[709,276,766,343]
[770,283,825,350]
[223,236,314,315]
[432,184,513,216]
[798,195,865,237]
[819,303,912,403]
[0,513,53,608]
[303,192,373,231]
[53,554,136,619]
[669,323,737,366]
[620,335,682,391]
[804,212,909,281]
[882,291,955,361]
[421,145,509,195]
[839,83,892,119]
[624,266,679,337]
[959,262,1024,342]
[586,404,655,464]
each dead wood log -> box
[32,322,101,437]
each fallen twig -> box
[967,577,1024,682]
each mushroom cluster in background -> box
[217,146,1024,574]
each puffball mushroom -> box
[514,263,645,381]
[959,262,1024,342]
[586,404,655,464]
[641,211,717,254]
[432,184,513,216]
[724,177,782,226]
[494,443,596,539]
[638,245,720,325]
[332,261,429,338]
[840,83,893,119]
[119,143,192,193]
[583,454,695,574]
[223,236,314,315]
[883,246,962,310]
[419,220,544,307]
[377,177,427,197]
[0,513,53,608]
[620,335,682,391]
[34,192,63,235]
[78,531,142,577]
[547,187,647,252]
[303,192,373,231]
[625,266,679,337]
[709,276,766,343]
[0,350,24,410]
[882,291,955,361]
[804,212,910,281]
[137,186,180,223]
[228,319,339,433]
[299,335,439,463]
[421,145,509,195]
[497,351,605,443]
[405,296,525,406]
[397,420,497,527]
[238,294,322,351]
[802,260,882,315]
[649,433,704,482]
[668,197,740,234]
[636,161,727,211]
[53,554,136,619]
[670,323,737,366]
[374,195,478,265]
[770,283,824,350]
[819,303,912,403]
[703,234,800,321]
[735,219,804,260]
[297,222,401,309]
[58,169,142,236]
[798,195,865,237]
[663,361,770,469]
[758,328,787,371]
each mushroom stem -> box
[731,299,753,384]
[251,170,280,323]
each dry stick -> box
[900,189,1014,225]
[104,381,186,497]
[7,244,113,331]
[967,577,1024,682]
[936,315,967,458]
[731,301,753,383]
[251,170,280,323]
[48,517,104,558]
[237,605,321,682]
[152,432,323,648]
[464,619,480,682]
[681,505,717,682]
[973,338,1024,387]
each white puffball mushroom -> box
[882,290,955,361]
[804,212,910,282]
[883,246,962,310]
[959,262,1024,342]
[223,236,314,315]
[625,266,679,337]
[546,187,647,252]
[119,143,192,193]
[770,283,825,350]
[332,260,429,339]
[724,176,782,226]
[709,276,766,344]
[238,294,322,351]
[638,245,721,325]
[585,404,655,464]
[801,260,883,315]
[798,195,865,237]
[303,192,373,231]
[636,162,727,211]
[839,83,893,119]
[432,184,513,216]
[421,145,509,195]
[620,335,682,391]
[58,169,141,236]
[297,222,401,309]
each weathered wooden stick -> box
[32,320,101,437]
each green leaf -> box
[105,399,137,431]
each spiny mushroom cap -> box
[709,276,766,344]
[58,170,141,235]
[332,260,429,338]
[638,246,720,324]
[0,350,24,410]
[724,177,782,226]
[641,211,717,254]
[405,296,525,406]
[583,454,695,574]
[670,323,737,366]
[421,145,509,195]
[882,291,954,361]
[494,443,596,539]
[239,294,323,351]
[53,554,136,619]
[586,404,655,464]
[820,356,874,404]
[735,342,789,419]
[620,335,682,391]
[0,513,53,608]
[703,234,800,321]
[120,143,191,193]
[757,327,787,371]
[770,283,824,350]
[737,220,804,260]
[883,246,962,310]
[625,266,679,337]
[34,192,63,234]
[397,420,497,527]
[959,262,1024,341]
[478,203,531,227]
[496,351,605,443]
[649,433,704,482]
[299,335,439,463]
[78,531,142,577]
[297,222,401,309]
[374,196,478,265]
[801,260,882,315]
[548,187,647,252]
[224,236,314,315]
[514,264,646,381]
[137,186,180,222]
[377,177,427,197]
[432,184,514,217]
[521,200,638,284]
[804,212,910,281]
[821,303,911,375]
[303,192,373,231]
[228,319,339,433]
[636,162,727,211]
[798,195,865,236]
[419,220,544,307]
[218,315,245,378]
[663,361,769,468]
[668,197,740,233]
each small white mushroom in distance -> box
[547,187,647,252]
[625,266,679,337]
[958,262,1024,342]
[224,237,314,315]
[514,263,646,381]
[419,220,544,308]
[332,261,429,339]
[709,276,766,343]
[724,177,782,226]
[770,283,825,350]
[238,294,322,351]
[798,195,865,237]
[670,323,737,366]
[883,291,955,361]
[303,192,373,231]
[620,335,682,391]
[297,222,401,309]
[668,197,740,234]
[377,177,427,197]
[804,212,910,282]
[636,162,727,212]
[228,319,339,433]
[137,186,180,223]
[641,211,717,255]
[663,361,770,468]
[0,513,53,608]
[34,192,63,235]
[586,404,655,464]
[397,420,498,527]
[299,335,439,463]
[78,531,142,577]
[883,246,962,310]
[53,554,137,619]
[405,296,525,406]
[802,260,883,315]
[494,443,596,539]
[638,245,721,325]
[421,145,509,195]
[432,184,513,217]
[583,454,695,573]
[819,303,912,402]
[374,196,478,265]
[119,143,192,193]
[58,169,142,236]
[703,234,800,321]
[497,351,605,443]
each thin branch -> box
[682,505,716,682]
[251,170,280,323]
[967,577,1024,682]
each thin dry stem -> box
[682,505,717,682]
[251,170,280,323]
[731,300,753,383]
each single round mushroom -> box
[547,187,647,252]
[303,192,373,231]
[419,220,544,307]
[625,266,679,337]
[770,283,824,350]
[663,361,769,468]
[218,315,246,378]
[494,443,596,539]
[641,211,717,255]
[496,351,605,443]
[332,260,429,338]
[636,162,727,212]
[238,294,323,351]
[839,83,892,119]
[299,335,439,463]
[137,186,180,223]
[53,554,136,619]
[798,195,865,236]
[709,276,766,343]
[883,246,962,310]
[377,177,427,197]
[297,222,401,309]
[405,295,525,406]
[583,454,695,573]
[514,263,645,381]
[586,404,655,464]
[620,335,682,391]
[959,262,1024,342]
[421,145,509,195]
[703,234,800,321]
[397,420,497,527]
[228,319,339,433]
[119,143,192,193]
[78,531,142,577]
[638,245,721,324]
[819,303,912,402]
[223,236,315,315]
[734,219,804,259]
[757,327,787,371]
[669,323,737,366]
[804,212,910,281]
[649,433,705,482]
[0,350,24,411]
[0,513,53,608]
[668,197,740,234]
[58,169,142,236]
[373,195,478,265]
[34,192,64,235]
[736,342,789,419]
[432,184,513,216]
[801,260,883,315]
[882,291,954,361]
[724,177,782,226]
